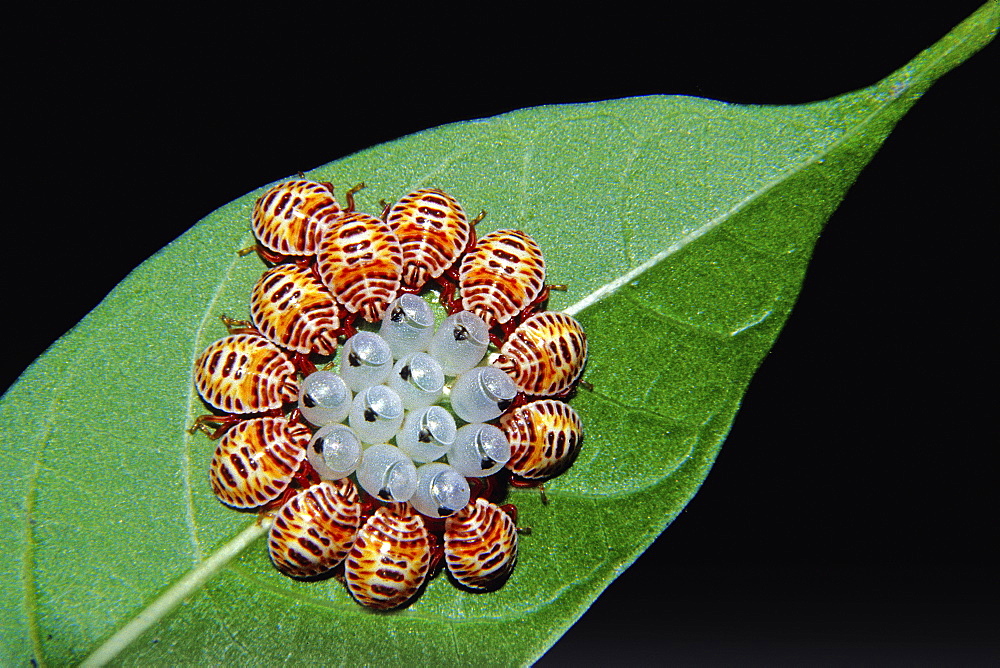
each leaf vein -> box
[80,519,267,666]
[582,387,674,423]
[22,456,44,667]
[207,588,253,659]
[181,243,253,563]
[561,35,963,321]
[21,373,74,668]
[449,623,462,664]
[413,136,481,190]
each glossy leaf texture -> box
[1,5,995,666]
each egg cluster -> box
[191,180,587,610]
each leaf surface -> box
[1,5,995,666]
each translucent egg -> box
[379,293,435,359]
[449,366,518,423]
[447,423,510,477]
[307,424,363,480]
[396,406,457,463]
[386,353,445,409]
[339,332,393,391]
[427,311,489,375]
[348,385,404,444]
[298,371,352,426]
[409,463,471,518]
[356,444,418,503]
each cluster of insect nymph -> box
[190,179,588,610]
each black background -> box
[8,3,996,665]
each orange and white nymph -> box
[450,229,550,343]
[249,263,341,358]
[250,179,360,263]
[193,333,298,415]
[344,504,432,610]
[493,311,587,398]
[315,211,403,326]
[444,498,518,591]
[208,415,311,510]
[268,478,362,579]
[384,187,477,292]
[500,399,583,483]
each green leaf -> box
[2,5,995,666]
